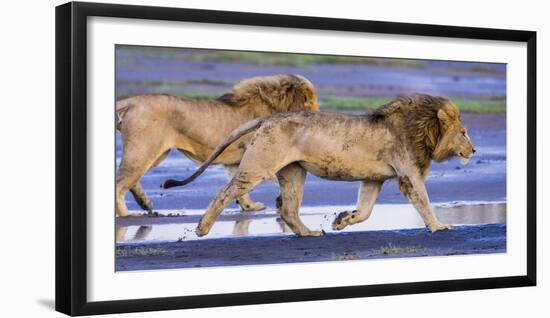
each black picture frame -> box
[55,1,537,316]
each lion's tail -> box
[115,98,134,131]
[162,118,265,189]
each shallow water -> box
[116,203,505,244]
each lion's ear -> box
[437,108,448,121]
[437,108,451,127]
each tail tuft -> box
[162,179,181,189]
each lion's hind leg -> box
[225,165,266,212]
[129,182,153,213]
[196,169,268,237]
[332,181,382,231]
[128,150,170,215]
[277,163,324,237]
[116,141,169,217]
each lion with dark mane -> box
[116,74,319,217]
[163,94,476,237]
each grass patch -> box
[194,51,425,68]
[120,89,506,113]
[320,96,392,109]
[368,243,424,256]
[449,65,504,75]
[115,246,165,257]
[320,96,506,113]
[334,252,361,261]
[453,99,506,113]
[178,91,222,99]
[177,93,505,113]
[118,46,426,68]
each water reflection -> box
[435,204,505,224]
[232,220,252,236]
[115,203,505,243]
[116,225,153,242]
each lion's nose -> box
[472,148,476,153]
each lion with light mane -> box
[116,74,319,217]
[163,94,476,237]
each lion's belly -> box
[177,146,243,165]
[299,158,396,182]
[174,134,250,165]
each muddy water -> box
[116,203,505,244]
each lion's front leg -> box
[277,163,324,237]
[332,181,382,231]
[398,176,453,232]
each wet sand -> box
[115,203,506,270]
[116,224,506,271]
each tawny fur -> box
[115,74,319,217]
[165,94,476,237]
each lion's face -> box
[305,92,320,111]
[433,103,476,164]
[297,75,320,111]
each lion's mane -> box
[216,74,318,112]
[369,94,460,172]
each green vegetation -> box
[449,65,503,75]
[452,98,506,113]
[193,51,425,68]
[368,243,424,256]
[175,92,506,113]
[320,96,393,109]
[117,83,505,113]
[334,252,360,261]
[117,46,425,68]
[178,91,221,99]
[115,247,165,257]
[320,96,506,113]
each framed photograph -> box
[55,1,536,316]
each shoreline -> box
[115,224,506,271]
[115,202,506,244]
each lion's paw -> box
[195,226,209,237]
[332,210,357,231]
[302,230,325,237]
[195,219,211,237]
[429,223,454,233]
[239,201,266,212]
